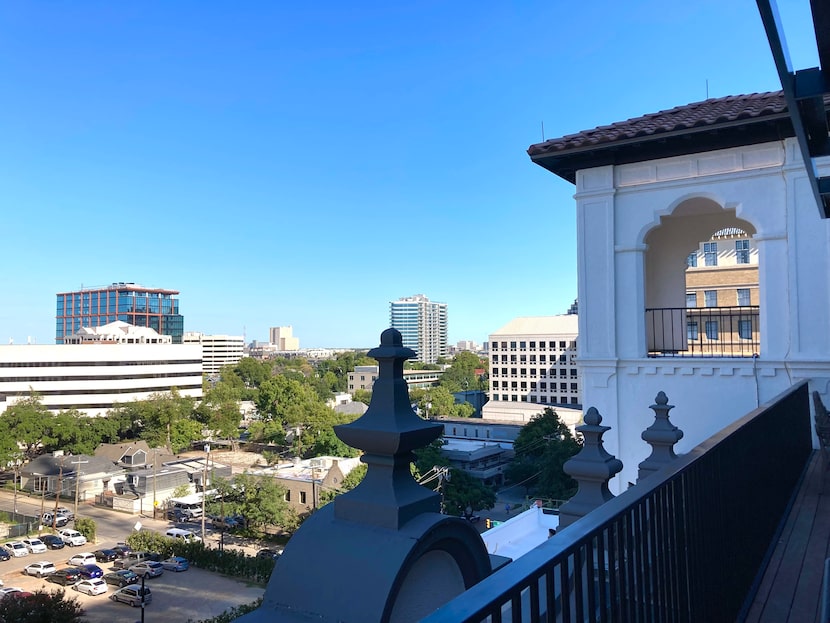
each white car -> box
[21,538,47,554]
[24,561,56,578]
[67,552,97,567]
[57,529,87,547]
[73,578,107,596]
[6,542,29,558]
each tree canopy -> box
[505,408,581,500]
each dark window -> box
[687,252,698,267]
[704,242,718,266]
[736,239,750,264]
[739,319,753,340]
[705,320,719,340]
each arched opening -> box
[643,198,759,357]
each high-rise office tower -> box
[56,282,184,344]
[389,294,448,364]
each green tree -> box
[439,351,485,393]
[505,408,581,500]
[0,589,85,622]
[74,517,96,543]
[417,386,456,418]
[122,389,200,452]
[234,357,273,389]
[1,395,57,459]
[234,472,298,533]
[198,382,243,449]
[352,389,372,406]
[256,376,322,426]
[318,463,367,506]
[413,441,495,514]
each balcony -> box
[423,382,813,622]
[646,306,760,358]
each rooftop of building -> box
[527,91,808,182]
[57,282,179,295]
[66,320,171,343]
[490,314,579,337]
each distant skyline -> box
[1,2,818,348]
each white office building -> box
[389,294,448,364]
[183,332,245,375]
[0,343,203,416]
[483,315,581,428]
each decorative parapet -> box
[557,407,622,531]
[637,391,683,481]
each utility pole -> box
[201,444,210,542]
[152,449,158,520]
[38,476,45,536]
[53,467,63,530]
[71,457,89,519]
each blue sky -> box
[0,1,818,348]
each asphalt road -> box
[0,490,266,622]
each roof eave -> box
[528,113,794,184]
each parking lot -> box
[0,548,265,622]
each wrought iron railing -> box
[645,306,760,358]
[422,382,811,623]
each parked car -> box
[212,516,240,530]
[6,542,28,558]
[55,507,75,521]
[256,548,282,560]
[41,513,69,528]
[166,508,189,522]
[24,561,56,578]
[93,549,118,562]
[57,529,87,547]
[111,544,133,557]
[77,564,103,580]
[0,547,11,561]
[129,561,164,578]
[46,567,82,586]
[73,578,107,596]
[103,569,139,588]
[21,538,47,554]
[0,587,30,599]
[160,556,189,572]
[67,552,96,567]
[41,535,65,550]
[110,584,152,607]
[112,551,152,570]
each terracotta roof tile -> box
[528,91,788,157]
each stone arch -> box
[643,196,756,310]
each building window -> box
[687,321,699,340]
[736,239,750,264]
[284,491,291,502]
[540,396,547,403]
[687,252,698,268]
[492,395,498,401]
[559,341,566,348]
[737,288,751,306]
[704,290,718,307]
[686,292,697,308]
[571,397,578,405]
[502,395,507,401]
[492,341,498,350]
[529,341,536,348]
[511,382,517,389]
[519,341,526,349]
[704,242,718,266]
[540,382,547,390]
[540,355,546,363]
[510,341,516,349]
[530,382,537,389]
[300,491,307,504]
[520,382,527,389]
[570,383,578,391]
[739,319,753,340]
[705,320,719,340]
[511,395,518,402]
[560,383,567,391]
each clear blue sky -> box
[0,1,818,348]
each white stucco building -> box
[183,332,245,375]
[528,92,830,492]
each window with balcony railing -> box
[646,306,759,357]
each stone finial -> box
[557,407,623,530]
[333,328,444,529]
[637,391,683,482]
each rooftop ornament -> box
[236,329,492,623]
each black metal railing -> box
[422,382,811,623]
[645,306,760,358]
